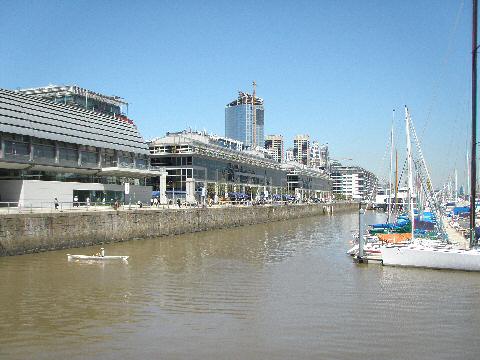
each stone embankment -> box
[0,202,357,256]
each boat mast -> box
[388,110,395,223]
[394,150,398,217]
[471,0,478,248]
[405,106,415,240]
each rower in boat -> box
[67,248,129,262]
[93,248,105,257]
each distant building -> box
[319,143,330,171]
[285,148,294,162]
[330,163,377,201]
[149,129,331,201]
[310,141,321,168]
[265,135,284,163]
[293,134,310,166]
[225,91,264,149]
[310,141,330,171]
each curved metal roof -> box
[0,88,149,154]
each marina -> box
[2,1,480,358]
[1,211,480,360]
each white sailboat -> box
[380,104,480,270]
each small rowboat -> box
[67,254,129,261]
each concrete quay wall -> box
[0,202,357,256]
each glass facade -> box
[0,132,151,182]
[225,104,264,148]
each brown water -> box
[1,211,480,359]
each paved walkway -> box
[0,201,335,215]
[442,217,469,249]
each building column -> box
[160,173,167,204]
[54,141,59,164]
[186,178,196,203]
[0,135,4,159]
[29,137,34,162]
[97,149,103,168]
[77,146,82,167]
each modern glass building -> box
[225,92,264,149]
[149,130,331,201]
[0,87,165,207]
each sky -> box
[0,0,473,188]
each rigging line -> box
[374,128,392,183]
[439,94,469,185]
[419,0,466,139]
[397,157,408,187]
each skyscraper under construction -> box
[225,90,264,149]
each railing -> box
[0,198,334,214]
[3,153,30,162]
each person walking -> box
[201,186,207,207]
[54,197,59,210]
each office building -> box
[285,148,294,162]
[293,134,310,166]
[0,87,165,207]
[225,91,264,149]
[310,141,330,171]
[265,135,284,163]
[149,130,331,202]
[330,162,378,201]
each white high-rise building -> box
[330,163,378,201]
[293,134,310,166]
[285,148,294,162]
[265,135,284,163]
[310,141,329,170]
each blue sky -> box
[0,0,473,188]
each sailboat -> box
[381,0,480,271]
[381,106,480,271]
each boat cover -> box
[377,233,412,243]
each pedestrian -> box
[201,186,207,207]
[150,198,154,207]
[153,197,158,207]
[86,197,90,207]
[177,198,181,208]
[73,195,79,207]
[54,197,59,210]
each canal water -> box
[1,211,480,359]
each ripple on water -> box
[1,212,480,359]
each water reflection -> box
[1,211,480,359]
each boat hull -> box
[67,255,129,261]
[381,246,480,271]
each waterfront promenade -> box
[0,201,358,256]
